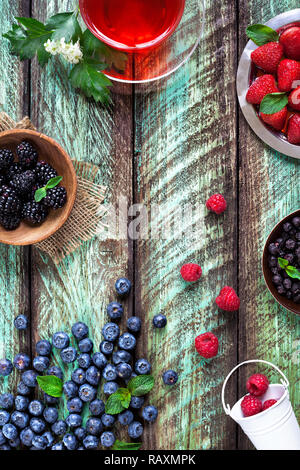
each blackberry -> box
[0,174,6,188]
[0,186,23,216]
[17,141,38,169]
[9,170,36,197]
[23,201,48,224]
[0,214,21,230]
[43,186,67,210]
[6,162,22,180]
[34,161,57,185]
[0,149,14,171]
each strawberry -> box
[287,114,300,144]
[288,86,300,111]
[277,59,300,92]
[246,75,278,104]
[251,42,283,73]
[260,106,288,131]
[279,26,300,61]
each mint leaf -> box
[105,389,129,415]
[278,257,289,269]
[117,388,131,408]
[35,187,47,203]
[286,266,300,280]
[37,375,63,397]
[246,24,279,45]
[46,12,82,43]
[260,92,288,115]
[45,176,63,189]
[69,59,112,103]
[112,440,142,450]
[127,375,154,396]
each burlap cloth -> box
[0,112,107,264]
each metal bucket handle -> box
[221,359,289,415]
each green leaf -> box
[117,388,131,408]
[81,29,127,72]
[112,440,142,451]
[246,24,279,46]
[45,176,63,189]
[81,29,108,56]
[286,266,300,280]
[278,257,289,269]
[15,17,49,36]
[260,92,288,115]
[3,24,27,56]
[37,375,63,397]
[34,187,47,203]
[105,389,130,415]
[69,59,112,103]
[127,375,154,397]
[46,12,82,42]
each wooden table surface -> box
[0,0,299,450]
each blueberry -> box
[2,424,18,440]
[130,396,144,409]
[66,413,82,428]
[128,421,143,439]
[116,362,132,379]
[78,353,92,369]
[0,358,13,376]
[78,338,93,353]
[52,331,70,349]
[102,364,117,381]
[135,358,151,375]
[43,407,58,424]
[86,417,103,436]
[142,405,158,423]
[0,430,6,446]
[0,393,14,409]
[102,323,120,342]
[106,302,124,320]
[30,417,46,434]
[163,370,178,385]
[112,350,132,365]
[63,380,78,399]
[115,278,131,297]
[292,217,300,228]
[51,420,67,436]
[283,222,293,232]
[118,332,136,351]
[67,397,83,413]
[44,393,59,405]
[103,381,119,395]
[101,414,115,428]
[89,399,105,416]
[153,314,167,328]
[100,431,115,448]
[41,431,55,447]
[71,368,86,385]
[127,316,141,333]
[9,437,20,448]
[125,372,137,385]
[36,339,52,356]
[283,278,292,290]
[14,314,29,330]
[33,355,50,372]
[268,243,279,255]
[78,384,97,402]
[0,410,10,426]
[32,435,47,450]
[15,395,29,411]
[11,411,29,429]
[20,428,35,447]
[74,427,87,442]
[100,341,114,356]
[22,370,38,387]
[51,442,64,450]
[63,433,78,450]
[60,347,78,364]
[71,322,89,340]
[28,400,44,417]
[118,410,134,426]
[17,381,31,396]
[13,353,30,370]
[83,435,99,449]
[92,352,107,369]
[86,365,101,386]
[47,365,63,380]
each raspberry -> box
[195,332,218,359]
[262,399,277,411]
[206,194,227,214]
[241,395,262,417]
[246,373,269,397]
[215,286,240,311]
[180,263,202,282]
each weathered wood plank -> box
[238,0,300,450]
[134,0,238,449]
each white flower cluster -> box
[44,37,83,64]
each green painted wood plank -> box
[238,0,300,450]
[134,0,238,450]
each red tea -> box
[80,0,185,52]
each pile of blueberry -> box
[0,278,178,450]
[267,216,300,303]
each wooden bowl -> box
[262,210,300,316]
[0,129,77,245]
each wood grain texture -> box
[238,0,300,450]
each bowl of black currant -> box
[0,129,77,245]
[263,210,300,315]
